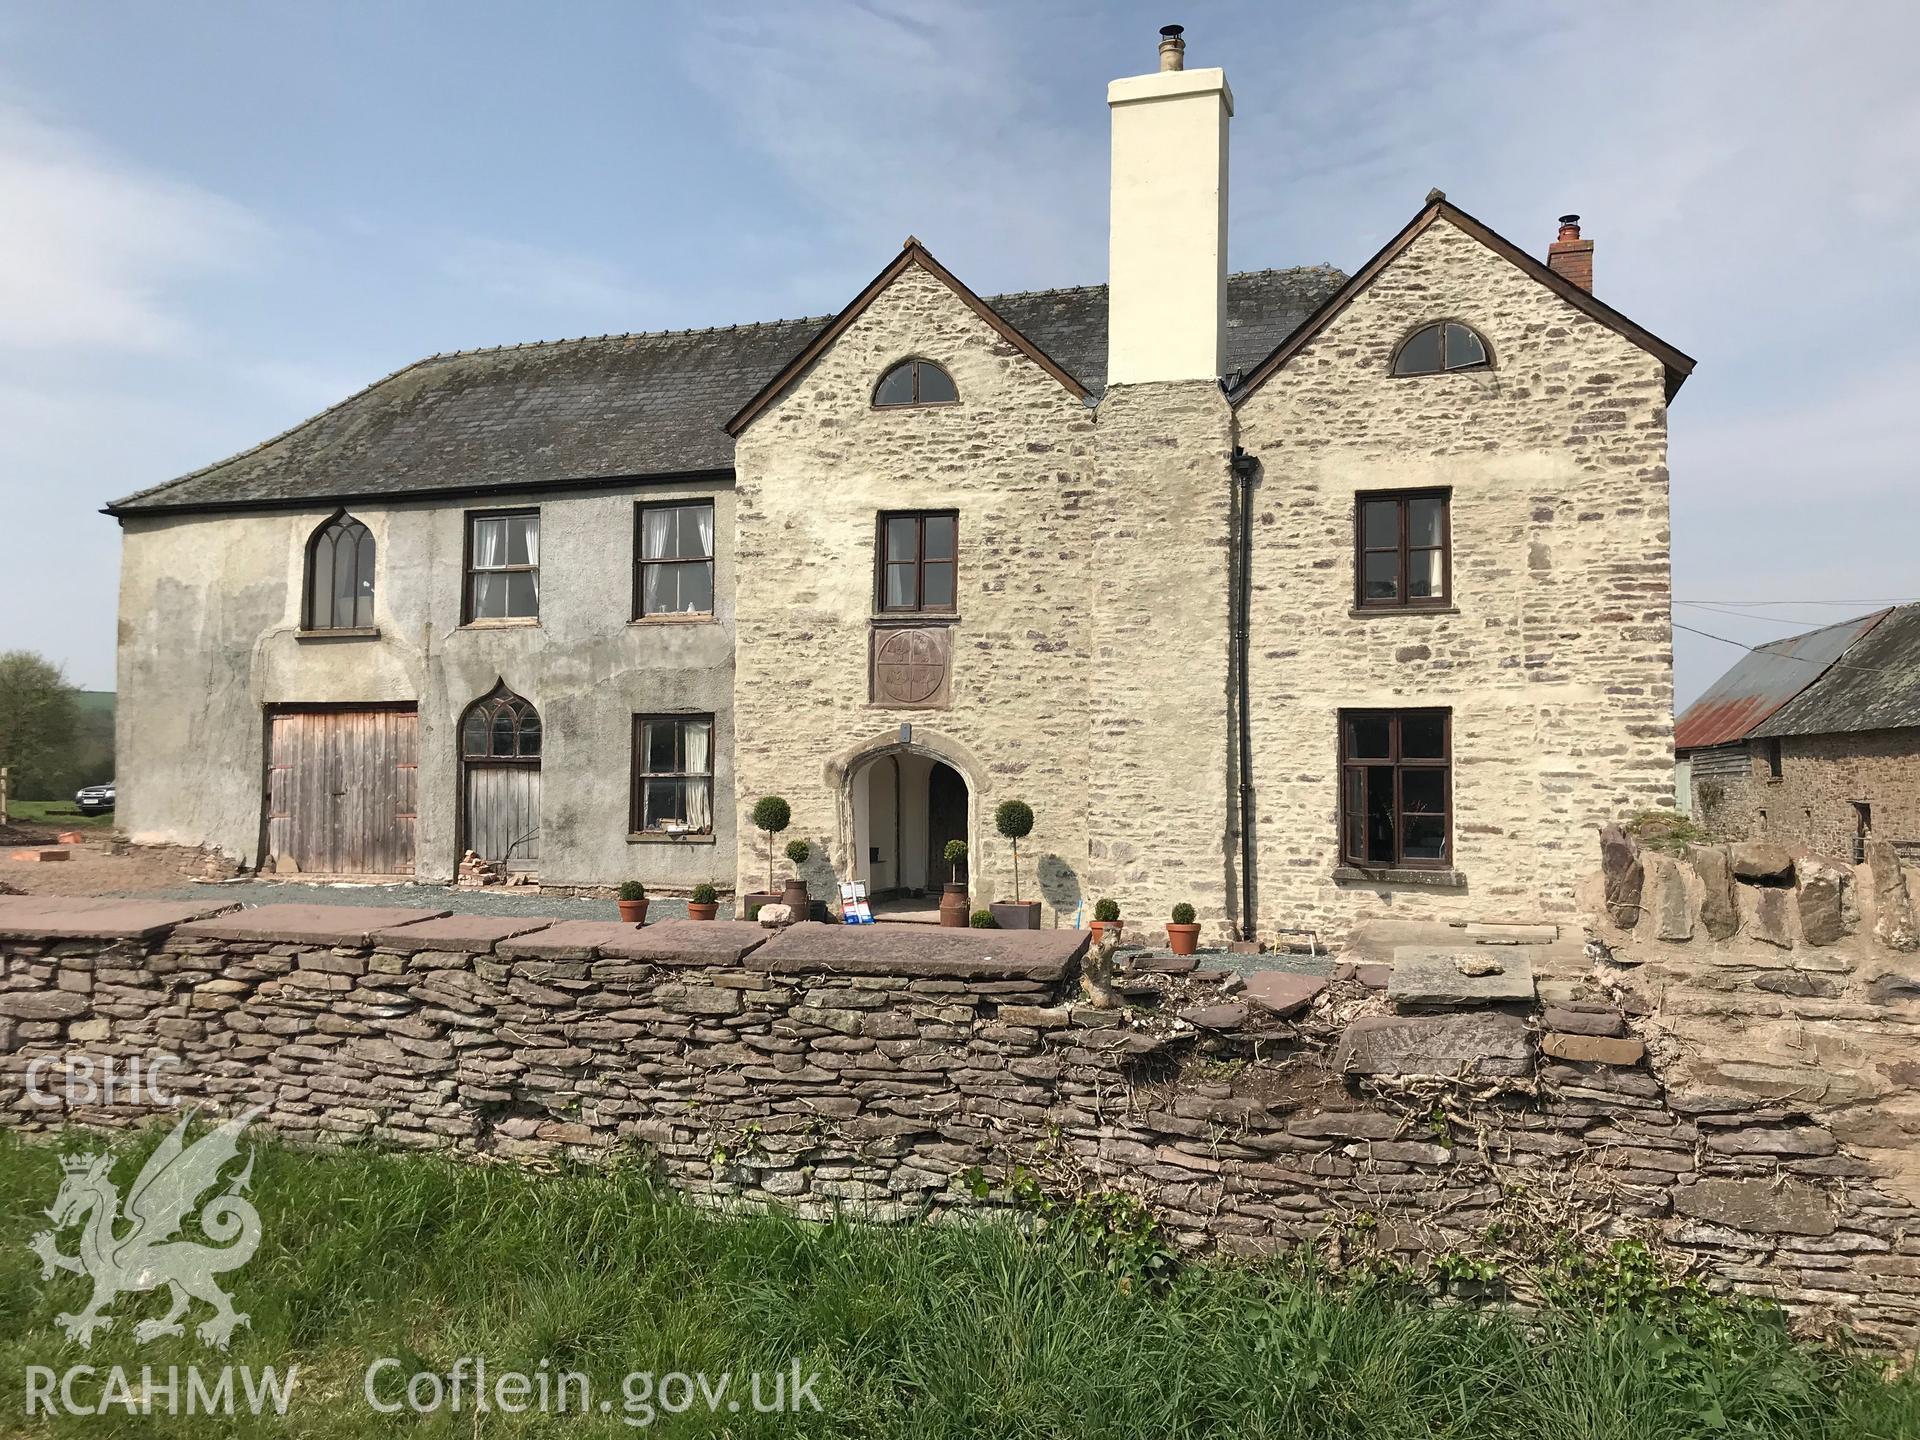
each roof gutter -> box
[101,467,738,522]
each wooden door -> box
[463,764,542,870]
[266,708,417,876]
[926,762,968,887]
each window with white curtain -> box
[465,510,540,621]
[631,715,714,833]
[635,501,715,617]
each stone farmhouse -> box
[107,27,1693,938]
[1677,604,1920,859]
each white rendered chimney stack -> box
[1106,24,1231,387]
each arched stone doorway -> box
[828,729,981,916]
[460,681,542,872]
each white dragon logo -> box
[28,1106,265,1349]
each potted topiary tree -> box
[745,795,790,920]
[939,839,969,927]
[688,882,719,921]
[1091,897,1122,946]
[782,839,811,920]
[617,881,648,926]
[989,799,1040,930]
[1166,902,1200,956]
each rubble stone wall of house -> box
[1233,217,1676,937]
[4,900,1920,1344]
[732,263,1099,918]
[1084,379,1238,931]
[1692,728,1920,856]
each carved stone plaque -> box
[871,625,952,709]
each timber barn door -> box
[265,707,418,876]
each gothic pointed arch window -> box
[304,511,376,630]
[1390,321,1492,376]
[873,358,958,408]
[461,683,542,763]
[461,682,542,869]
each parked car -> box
[74,782,115,815]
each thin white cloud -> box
[0,102,267,354]
[680,0,1104,293]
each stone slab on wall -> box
[5,898,1920,1342]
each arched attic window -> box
[1390,321,1492,376]
[304,512,375,630]
[873,358,958,408]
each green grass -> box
[3,799,113,829]
[1,1127,1914,1438]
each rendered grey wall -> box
[116,480,735,889]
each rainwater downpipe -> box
[1231,445,1258,940]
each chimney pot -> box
[1547,212,1594,292]
[1158,23,1186,71]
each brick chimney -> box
[1547,214,1594,291]
[1106,24,1232,386]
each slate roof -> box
[1754,604,1920,739]
[107,266,1345,516]
[1673,606,1920,751]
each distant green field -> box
[3,799,113,829]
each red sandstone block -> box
[8,848,68,862]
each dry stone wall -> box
[5,896,1920,1344]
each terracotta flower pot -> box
[617,898,649,925]
[687,902,718,921]
[1166,922,1200,956]
[1090,918,1125,946]
[991,900,1041,930]
[939,883,969,928]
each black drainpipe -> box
[1231,445,1258,940]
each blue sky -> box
[2,1,1916,699]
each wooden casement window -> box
[1761,737,1783,781]
[1356,490,1450,609]
[1339,709,1452,868]
[631,714,714,834]
[304,512,375,630]
[877,511,958,613]
[464,509,539,621]
[635,501,715,617]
